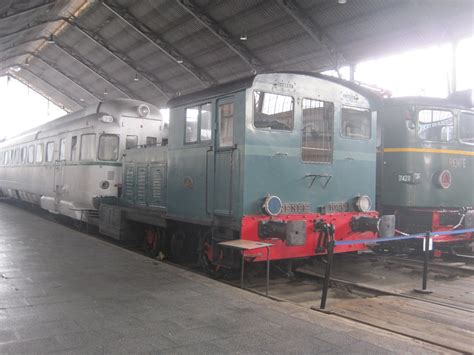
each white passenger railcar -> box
[0,99,164,221]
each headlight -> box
[355,195,372,212]
[434,170,452,189]
[138,104,150,117]
[100,181,110,190]
[262,195,282,216]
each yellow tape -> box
[383,148,474,156]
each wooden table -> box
[218,240,273,296]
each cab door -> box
[212,97,236,216]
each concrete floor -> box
[0,202,453,354]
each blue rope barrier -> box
[334,228,474,246]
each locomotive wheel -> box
[170,229,186,262]
[198,230,225,278]
[143,227,163,258]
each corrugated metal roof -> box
[0,0,472,111]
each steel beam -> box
[102,0,215,87]
[0,36,48,53]
[5,73,72,112]
[276,0,346,69]
[63,16,171,98]
[0,18,60,41]
[176,0,265,71]
[0,1,56,21]
[1,52,98,101]
[14,66,85,108]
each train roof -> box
[167,71,383,108]
[0,99,162,147]
[384,95,473,111]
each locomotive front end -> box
[237,73,393,262]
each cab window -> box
[80,134,96,160]
[185,103,212,144]
[71,136,77,161]
[254,91,294,130]
[218,102,234,148]
[46,142,55,162]
[35,144,44,163]
[341,107,371,139]
[126,135,138,149]
[98,134,119,161]
[302,98,334,163]
[459,112,474,145]
[146,137,157,146]
[418,110,454,142]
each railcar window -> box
[35,144,44,163]
[459,112,474,145]
[254,91,294,130]
[28,145,34,164]
[341,108,371,139]
[21,147,27,164]
[219,102,234,147]
[46,142,54,163]
[302,99,334,163]
[71,136,77,161]
[59,139,66,161]
[200,103,212,142]
[80,134,96,161]
[14,149,20,165]
[185,106,199,143]
[146,137,157,146]
[126,135,138,149]
[98,134,119,161]
[418,110,453,142]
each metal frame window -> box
[98,134,119,161]
[70,136,77,161]
[218,102,234,148]
[417,109,454,142]
[301,98,334,163]
[341,107,371,140]
[459,112,474,145]
[184,103,212,144]
[126,135,138,149]
[46,141,55,163]
[59,138,66,161]
[35,143,44,163]
[254,91,294,131]
[28,145,34,164]
[80,134,96,161]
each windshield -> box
[459,112,474,145]
[254,91,294,130]
[417,109,454,142]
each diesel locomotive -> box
[0,99,163,221]
[99,72,394,273]
[377,96,474,246]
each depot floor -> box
[0,202,453,354]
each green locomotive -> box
[377,96,474,246]
[100,72,394,272]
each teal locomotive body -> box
[110,72,393,271]
[377,96,474,244]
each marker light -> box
[262,195,283,216]
[355,195,372,212]
[99,115,114,123]
[138,104,150,117]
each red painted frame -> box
[239,211,378,262]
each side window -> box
[71,136,77,161]
[21,147,27,164]
[80,134,96,161]
[302,98,334,163]
[98,134,119,161]
[418,110,454,142]
[218,102,234,148]
[59,138,66,161]
[14,148,20,164]
[146,137,157,146]
[126,135,138,149]
[341,107,371,139]
[35,144,44,163]
[185,103,212,144]
[28,145,34,163]
[254,91,294,130]
[46,142,55,162]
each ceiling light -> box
[133,73,139,81]
[80,98,85,102]
[47,34,55,44]
[24,58,30,67]
[337,0,347,4]
[10,66,21,72]
[176,59,184,64]
[240,30,247,41]
[103,88,108,95]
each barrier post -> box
[320,238,335,310]
[415,232,433,294]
